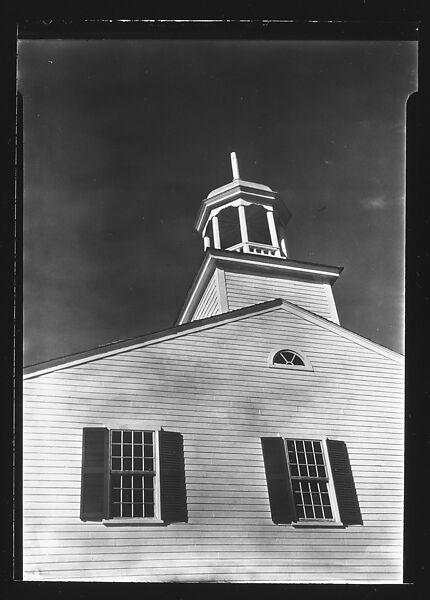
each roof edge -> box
[23,298,283,379]
[279,299,404,364]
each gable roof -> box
[24,297,403,380]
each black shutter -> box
[261,437,296,524]
[80,427,109,521]
[159,430,188,523]
[326,439,363,526]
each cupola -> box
[195,152,291,259]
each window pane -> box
[144,459,154,471]
[286,440,295,452]
[144,432,152,445]
[134,504,143,518]
[304,441,313,452]
[299,464,308,477]
[144,475,154,490]
[122,489,131,503]
[314,505,323,518]
[122,475,131,488]
[145,489,154,503]
[144,444,153,458]
[308,465,317,477]
[134,444,142,457]
[112,458,121,471]
[122,504,132,517]
[323,505,333,519]
[111,488,120,503]
[317,466,326,478]
[296,441,304,452]
[312,441,322,453]
[134,458,143,471]
[123,432,132,443]
[134,489,143,503]
[133,432,142,444]
[145,503,154,518]
[315,453,324,465]
[304,505,314,518]
[292,354,305,366]
[112,444,121,457]
[112,431,121,443]
[123,444,132,457]
[290,464,299,477]
[123,458,132,470]
[297,452,306,464]
[133,475,142,488]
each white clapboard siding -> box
[224,271,339,322]
[191,270,221,320]
[23,305,404,583]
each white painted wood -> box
[23,307,403,583]
[224,271,339,322]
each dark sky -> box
[19,40,417,366]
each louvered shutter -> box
[80,427,109,521]
[159,430,188,523]
[326,439,362,526]
[261,437,296,524]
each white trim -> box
[217,253,341,278]
[238,204,248,244]
[215,268,229,313]
[23,301,281,379]
[323,282,340,325]
[266,209,279,249]
[212,215,221,249]
[322,438,342,523]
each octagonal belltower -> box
[195,153,291,259]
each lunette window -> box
[80,427,187,524]
[261,436,362,526]
[273,350,305,367]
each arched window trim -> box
[268,348,314,371]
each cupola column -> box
[212,215,221,249]
[266,209,280,254]
[238,204,249,251]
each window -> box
[273,350,305,367]
[261,437,362,527]
[110,430,155,518]
[80,427,187,524]
[269,349,312,370]
[286,439,333,520]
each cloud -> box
[361,195,387,210]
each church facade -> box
[23,154,404,582]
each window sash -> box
[284,438,336,521]
[108,429,159,519]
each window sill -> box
[269,364,314,372]
[292,521,345,529]
[102,518,165,527]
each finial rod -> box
[230,151,240,180]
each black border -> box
[5,8,427,600]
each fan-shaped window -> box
[273,350,305,366]
[269,349,312,370]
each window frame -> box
[105,427,163,524]
[268,348,313,371]
[284,437,341,526]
